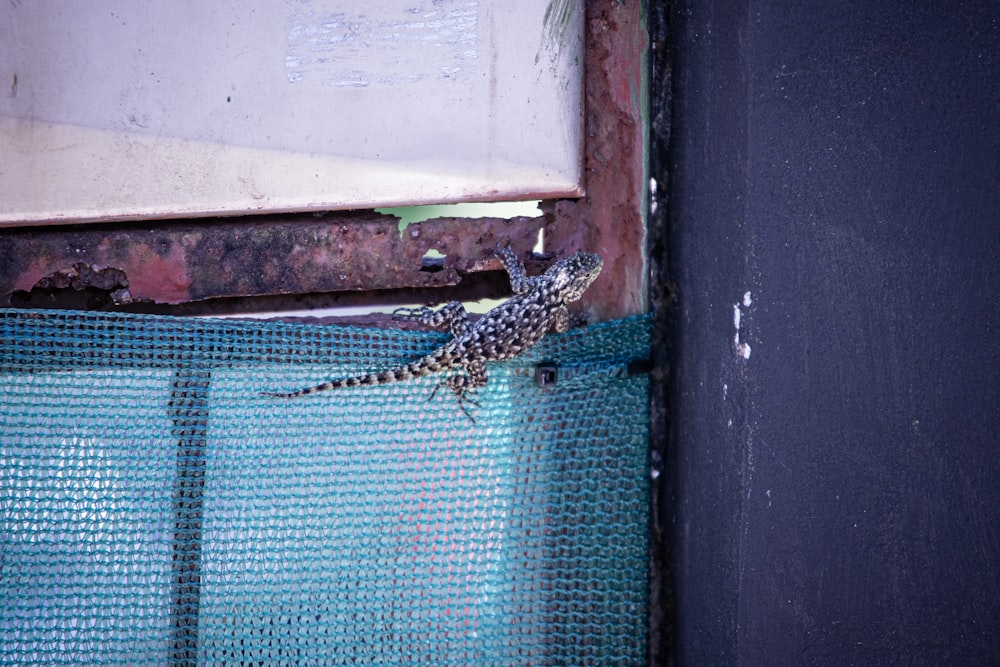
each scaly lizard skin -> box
[262,245,603,416]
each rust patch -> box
[123,241,192,304]
[10,262,139,311]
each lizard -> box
[261,244,604,419]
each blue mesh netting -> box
[0,308,650,665]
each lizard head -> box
[546,252,604,302]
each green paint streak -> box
[376,202,541,238]
[539,0,581,66]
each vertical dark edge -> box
[646,0,674,665]
[168,368,211,665]
[663,0,750,663]
[663,0,1000,663]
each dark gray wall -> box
[665,1,1000,664]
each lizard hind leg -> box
[494,244,536,295]
[427,371,484,423]
[428,374,482,406]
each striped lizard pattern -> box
[262,244,603,417]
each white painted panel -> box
[0,1,583,225]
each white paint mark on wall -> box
[286,1,479,88]
[734,291,752,360]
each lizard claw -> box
[428,378,480,423]
[568,310,590,328]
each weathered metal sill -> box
[1,211,549,314]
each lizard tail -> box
[260,374,385,399]
[261,354,449,399]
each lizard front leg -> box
[547,303,569,333]
[393,301,471,338]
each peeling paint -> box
[10,262,136,310]
[734,291,753,360]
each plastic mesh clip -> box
[535,362,558,387]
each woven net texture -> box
[1,308,650,666]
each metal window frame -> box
[0,0,646,324]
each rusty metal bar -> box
[1,213,546,307]
[545,0,649,321]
